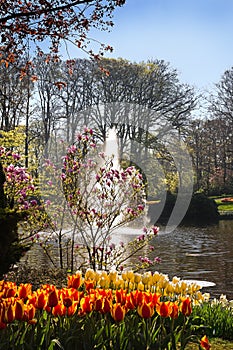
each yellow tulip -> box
[85,268,96,280]
[152,272,161,284]
[108,270,117,283]
[138,282,144,291]
[134,273,142,284]
[126,270,134,282]
[142,271,152,285]
[121,271,128,281]
[172,276,180,284]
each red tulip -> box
[47,289,59,308]
[67,273,82,289]
[181,298,192,316]
[15,299,24,320]
[156,301,172,318]
[52,303,66,317]
[115,289,126,304]
[170,302,179,319]
[200,335,211,350]
[35,290,47,309]
[137,301,154,318]
[4,304,15,323]
[111,303,126,322]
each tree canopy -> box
[0,0,125,66]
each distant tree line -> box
[1,57,233,196]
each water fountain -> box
[104,127,120,170]
[104,127,217,291]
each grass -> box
[185,338,233,349]
[211,196,233,212]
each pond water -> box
[19,220,233,300]
[114,220,233,299]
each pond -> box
[115,220,233,299]
[18,220,233,300]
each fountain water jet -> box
[104,127,120,170]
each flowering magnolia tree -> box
[38,127,159,271]
[0,147,43,276]
[0,128,159,273]
[0,146,43,225]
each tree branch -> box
[0,0,94,24]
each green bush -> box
[151,193,219,225]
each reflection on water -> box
[19,220,233,299]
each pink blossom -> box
[151,226,159,235]
[137,234,145,241]
[12,153,21,160]
[137,204,144,211]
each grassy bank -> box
[211,195,233,217]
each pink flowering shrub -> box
[38,128,159,271]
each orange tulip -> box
[181,298,192,316]
[63,296,73,308]
[137,301,154,319]
[0,280,4,292]
[111,303,126,322]
[101,297,111,314]
[52,303,66,317]
[5,284,17,298]
[132,290,144,306]
[68,273,82,289]
[23,304,36,322]
[151,293,160,306]
[0,302,5,324]
[34,290,47,310]
[94,297,103,312]
[80,296,93,314]
[125,294,136,310]
[67,302,78,317]
[200,335,211,350]
[18,283,32,300]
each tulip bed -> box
[0,270,211,350]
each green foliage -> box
[0,209,29,277]
[154,193,219,225]
[191,297,233,341]
[0,309,206,350]
[184,193,219,224]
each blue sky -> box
[78,0,233,91]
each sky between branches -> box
[66,0,233,91]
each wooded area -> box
[0,56,233,196]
